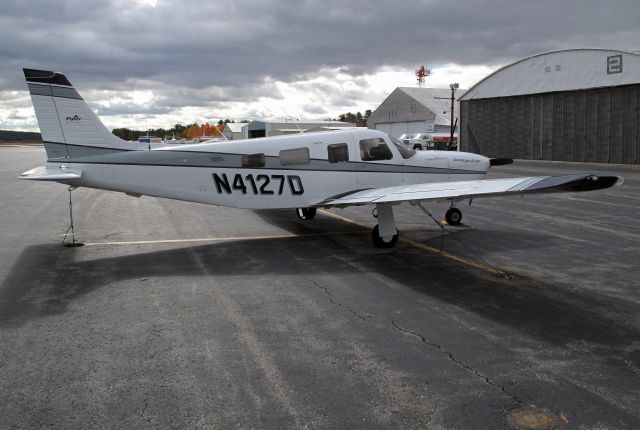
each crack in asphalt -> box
[298,272,373,321]
[391,320,523,406]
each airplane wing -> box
[317,174,623,207]
[19,166,82,182]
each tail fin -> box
[24,68,143,159]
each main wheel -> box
[371,225,398,248]
[296,207,316,220]
[445,207,462,226]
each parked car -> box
[409,133,458,150]
[408,133,434,150]
[398,133,416,145]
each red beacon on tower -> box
[415,65,430,87]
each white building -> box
[367,87,463,138]
[222,122,245,140]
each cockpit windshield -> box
[391,136,416,159]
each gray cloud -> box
[302,104,328,115]
[1,0,639,122]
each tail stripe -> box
[27,83,82,100]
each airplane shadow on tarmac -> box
[252,208,565,255]
[1,210,639,369]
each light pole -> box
[449,83,459,150]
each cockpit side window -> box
[359,138,393,161]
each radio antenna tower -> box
[415,65,430,87]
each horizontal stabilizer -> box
[19,166,82,181]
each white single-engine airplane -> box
[20,69,624,248]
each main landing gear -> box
[371,224,398,248]
[445,207,462,226]
[296,203,464,249]
[371,202,465,248]
[371,203,399,248]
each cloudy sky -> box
[1,0,638,131]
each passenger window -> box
[328,143,349,163]
[279,147,310,166]
[359,138,393,161]
[241,153,265,168]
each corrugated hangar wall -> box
[461,84,640,163]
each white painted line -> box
[84,230,369,246]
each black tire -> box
[371,225,398,248]
[296,207,316,220]
[445,207,462,226]
[413,144,423,150]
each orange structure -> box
[415,65,430,87]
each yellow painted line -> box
[318,209,505,276]
[398,236,504,275]
[83,230,369,247]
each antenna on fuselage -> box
[216,120,229,141]
[281,108,303,134]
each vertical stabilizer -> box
[24,68,143,158]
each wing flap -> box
[19,166,82,181]
[319,174,623,207]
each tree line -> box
[333,110,372,127]
[0,130,42,141]
[111,119,248,141]
[110,110,373,141]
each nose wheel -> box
[445,207,462,226]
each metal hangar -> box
[459,49,640,164]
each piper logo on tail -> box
[65,114,81,122]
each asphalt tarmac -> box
[1,146,639,429]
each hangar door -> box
[377,122,427,138]
[375,123,391,135]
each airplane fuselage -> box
[47,129,489,209]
